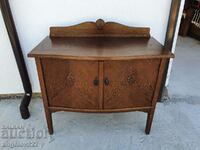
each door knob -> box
[127,75,135,85]
[93,77,99,86]
[104,77,110,86]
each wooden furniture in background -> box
[189,8,200,40]
[29,19,174,135]
[179,0,200,40]
[179,8,194,36]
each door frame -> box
[160,0,183,99]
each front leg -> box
[145,108,155,134]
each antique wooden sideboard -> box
[28,19,174,135]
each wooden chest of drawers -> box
[28,19,174,134]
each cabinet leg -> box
[44,109,53,135]
[145,108,155,134]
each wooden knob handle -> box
[127,75,135,85]
[96,19,105,30]
[93,77,99,86]
[104,77,109,86]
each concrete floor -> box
[0,37,200,150]
[168,36,200,98]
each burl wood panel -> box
[104,59,161,109]
[41,58,100,109]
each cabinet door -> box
[41,58,99,109]
[103,59,161,109]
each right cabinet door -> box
[103,59,161,109]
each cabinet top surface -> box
[28,36,174,60]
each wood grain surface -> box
[28,37,174,60]
[50,19,150,38]
[29,19,174,134]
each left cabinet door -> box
[41,58,100,109]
